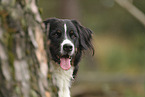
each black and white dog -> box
[43,18,94,97]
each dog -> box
[43,18,94,97]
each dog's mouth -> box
[56,55,72,70]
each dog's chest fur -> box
[50,61,74,97]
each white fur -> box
[60,24,75,55]
[61,39,74,55]
[64,24,67,39]
[50,61,74,97]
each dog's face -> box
[44,18,94,71]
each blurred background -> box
[38,0,145,97]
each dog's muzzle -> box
[61,39,75,56]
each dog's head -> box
[43,18,94,70]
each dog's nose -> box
[63,44,72,53]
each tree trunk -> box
[0,0,55,97]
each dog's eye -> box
[53,30,61,38]
[70,30,76,39]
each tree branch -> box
[115,0,145,27]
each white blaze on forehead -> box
[64,24,67,33]
[64,23,67,39]
[61,23,75,55]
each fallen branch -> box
[115,0,145,27]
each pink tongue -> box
[60,58,71,70]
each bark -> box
[0,0,55,97]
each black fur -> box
[43,18,94,78]
[71,20,94,54]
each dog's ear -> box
[43,18,58,36]
[71,20,94,55]
[43,18,58,26]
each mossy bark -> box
[0,0,55,97]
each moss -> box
[21,19,27,30]
[3,32,16,80]
[0,10,18,81]
[15,85,22,96]
[30,89,38,97]
[8,51,14,65]
[2,32,15,64]
[47,73,52,80]
[26,49,30,55]
[0,10,17,65]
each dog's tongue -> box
[60,58,71,70]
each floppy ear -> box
[43,18,58,35]
[71,20,94,55]
[43,18,57,26]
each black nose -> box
[63,44,72,53]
